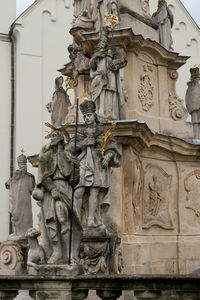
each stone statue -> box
[46,76,71,127]
[94,0,119,31]
[26,228,46,270]
[152,0,174,51]
[73,0,94,29]
[5,153,35,240]
[68,100,121,229]
[68,43,90,79]
[32,130,81,264]
[185,67,200,139]
[90,27,127,120]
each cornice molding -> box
[0,33,10,43]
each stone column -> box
[134,290,160,300]
[0,291,18,300]
[96,290,122,300]
[72,290,88,300]
[30,291,72,300]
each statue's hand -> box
[82,137,95,147]
[101,156,110,169]
[51,188,59,200]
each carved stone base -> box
[78,231,122,275]
[0,240,28,275]
[28,263,84,276]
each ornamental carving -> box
[138,64,154,112]
[0,241,27,275]
[184,170,200,222]
[168,91,188,121]
[141,0,151,18]
[143,165,173,229]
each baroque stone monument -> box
[3,1,200,295]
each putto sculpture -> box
[5,152,35,240]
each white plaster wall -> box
[0,0,16,33]
[149,0,200,101]
[12,0,73,232]
[0,36,11,241]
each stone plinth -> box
[78,229,122,275]
[28,263,84,277]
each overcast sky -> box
[16,0,200,26]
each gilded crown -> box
[80,100,96,115]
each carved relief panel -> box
[143,164,174,230]
[184,170,200,229]
[137,53,158,115]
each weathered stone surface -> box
[78,231,122,275]
[28,263,84,277]
[32,130,81,265]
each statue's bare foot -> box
[88,217,96,227]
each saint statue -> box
[94,0,119,31]
[185,67,200,139]
[90,26,127,120]
[5,153,35,240]
[73,0,94,29]
[152,0,174,51]
[32,130,80,264]
[46,76,71,127]
[69,100,121,229]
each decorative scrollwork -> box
[0,241,26,274]
[168,91,188,121]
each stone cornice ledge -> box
[1,274,200,291]
[0,33,10,42]
[113,120,200,158]
[81,28,189,68]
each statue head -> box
[50,130,64,146]
[80,101,98,125]
[26,227,41,238]
[55,76,64,90]
[17,154,27,172]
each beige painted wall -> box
[0,35,12,240]
[0,0,16,33]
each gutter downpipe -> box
[8,26,15,235]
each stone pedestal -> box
[0,240,28,275]
[78,229,122,275]
[28,263,84,277]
